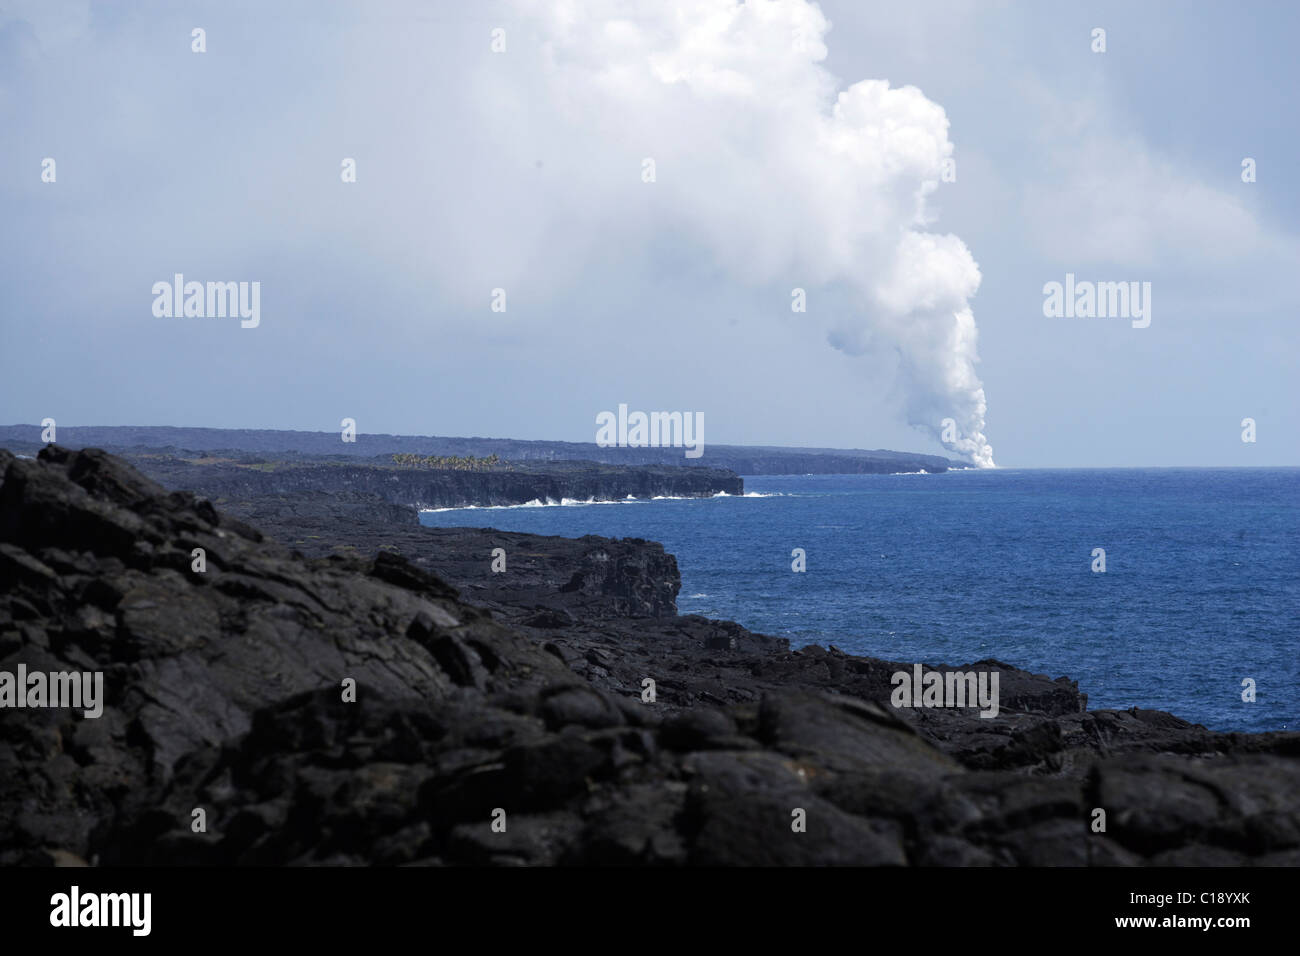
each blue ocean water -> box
[421,469,1299,733]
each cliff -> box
[228,491,683,620]
[0,424,959,474]
[124,456,743,510]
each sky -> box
[1,0,1296,467]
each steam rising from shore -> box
[505,0,995,465]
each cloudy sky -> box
[2,0,1296,466]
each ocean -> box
[420,468,1299,733]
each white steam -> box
[501,0,995,466]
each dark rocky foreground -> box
[2,447,1298,866]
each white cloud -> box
[1020,86,1292,271]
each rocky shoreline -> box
[2,446,1297,866]
[122,455,744,511]
[0,424,960,474]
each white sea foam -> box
[420,489,761,514]
[420,498,547,513]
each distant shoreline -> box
[0,423,961,475]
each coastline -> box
[2,445,1297,865]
